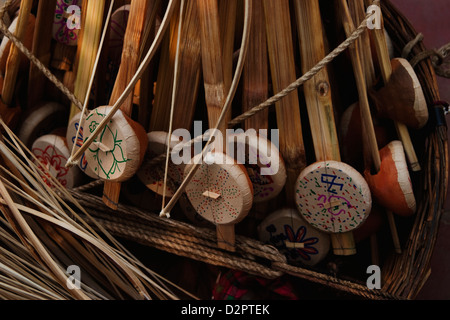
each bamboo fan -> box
[0,0,34,129]
[235,0,286,205]
[182,0,253,252]
[368,1,427,172]
[293,0,371,256]
[262,0,306,207]
[81,0,168,210]
[66,0,107,180]
[337,0,416,229]
[67,0,105,120]
[139,0,201,199]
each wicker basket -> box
[0,0,446,300]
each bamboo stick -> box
[338,0,404,254]
[27,0,57,109]
[370,1,421,172]
[68,0,106,121]
[102,0,157,209]
[294,0,357,256]
[1,0,33,106]
[197,0,236,251]
[263,0,306,206]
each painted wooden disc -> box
[257,208,330,266]
[32,134,83,189]
[83,106,148,182]
[184,152,253,226]
[66,112,98,179]
[18,101,68,149]
[295,161,372,234]
[137,131,185,197]
[52,0,81,46]
[364,140,416,217]
[228,132,286,203]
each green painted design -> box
[86,109,131,180]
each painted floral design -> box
[86,110,130,180]
[32,145,69,188]
[53,0,80,45]
[284,225,319,261]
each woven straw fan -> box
[237,0,286,206]
[262,0,306,207]
[293,0,372,256]
[138,0,201,199]
[0,0,34,129]
[182,0,253,252]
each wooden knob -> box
[258,208,330,267]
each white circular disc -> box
[32,134,83,189]
[295,161,372,234]
[228,133,286,203]
[184,152,253,225]
[83,106,146,182]
[258,208,330,266]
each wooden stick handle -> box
[2,0,33,106]
[370,1,420,172]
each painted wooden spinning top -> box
[258,208,330,267]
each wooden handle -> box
[295,0,356,256]
[370,1,421,172]
[27,0,57,109]
[103,0,156,209]
[2,0,33,106]
[263,0,306,206]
